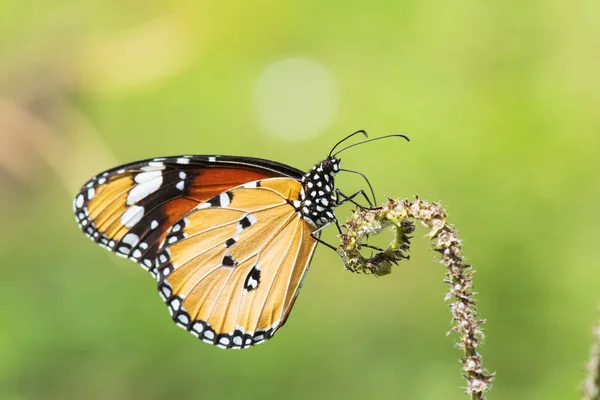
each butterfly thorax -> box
[295,156,340,228]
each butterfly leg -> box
[336,189,374,209]
[310,221,350,269]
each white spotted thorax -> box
[295,156,340,227]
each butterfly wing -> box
[73,155,304,276]
[155,177,318,349]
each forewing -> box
[73,155,303,276]
[155,178,318,349]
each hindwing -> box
[155,178,318,349]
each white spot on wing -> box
[196,202,211,210]
[127,172,163,205]
[219,337,230,345]
[134,170,162,184]
[75,194,84,208]
[121,205,144,228]
[204,331,215,340]
[176,181,185,191]
[208,156,216,162]
[176,157,190,164]
[122,233,139,247]
[150,220,159,230]
[219,193,231,207]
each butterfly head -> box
[297,156,340,227]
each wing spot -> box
[192,322,204,334]
[204,330,215,340]
[243,266,261,291]
[158,253,168,264]
[177,314,189,325]
[240,214,257,230]
[75,194,84,208]
[128,171,163,204]
[176,157,190,164]
[122,233,140,247]
[161,285,172,298]
[219,337,230,346]
[170,298,181,311]
[225,238,236,248]
[134,170,162,184]
[197,202,211,210]
[121,205,144,228]
[242,181,258,188]
[219,192,233,207]
[222,254,237,267]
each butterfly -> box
[73,131,409,349]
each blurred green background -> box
[1,1,599,399]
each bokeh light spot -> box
[254,57,338,141]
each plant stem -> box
[341,197,494,398]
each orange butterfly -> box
[73,131,409,349]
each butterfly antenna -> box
[332,134,409,157]
[329,130,369,157]
[339,168,377,205]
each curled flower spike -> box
[340,197,494,399]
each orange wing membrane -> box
[73,155,303,277]
[155,178,318,349]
